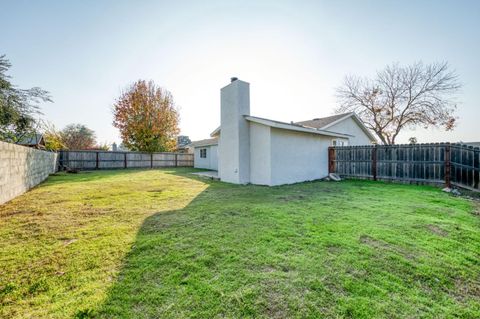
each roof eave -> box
[192,143,218,148]
[210,126,220,137]
[189,138,219,148]
[245,115,352,138]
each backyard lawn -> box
[0,168,479,318]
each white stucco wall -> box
[269,128,331,186]
[249,122,271,185]
[218,80,251,184]
[326,116,373,145]
[209,145,218,170]
[193,145,218,170]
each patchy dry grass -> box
[0,169,479,318]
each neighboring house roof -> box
[244,115,352,138]
[16,133,45,147]
[295,113,351,129]
[190,138,219,148]
[210,126,220,137]
[296,112,377,142]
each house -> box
[16,133,46,149]
[176,135,193,153]
[190,138,218,170]
[191,78,376,186]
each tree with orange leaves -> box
[113,80,180,152]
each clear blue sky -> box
[1,0,479,144]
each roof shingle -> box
[295,113,352,129]
[189,138,218,147]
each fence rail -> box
[328,143,480,192]
[59,150,194,170]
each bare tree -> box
[336,62,461,144]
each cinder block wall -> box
[0,141,58,205]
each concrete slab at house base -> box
[191,171,219,180]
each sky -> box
[1,0,479,145]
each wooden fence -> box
[58,150,194,170]
[328,143,480,192]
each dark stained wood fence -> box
[59,150,193,170]
[329,143,480,192]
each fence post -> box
[124,152,127,169]
[328,147,335,174]
[58,151,63,169]
[151,153,153,168]
[372,145,377,181]
[474,147,479,190]
[175,154,178,167]
[96,152,99,170]
[445,143,451,188]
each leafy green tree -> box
[0,55,51,142]
[42,121,66,151]
[91,142,110,151]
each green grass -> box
[0,168,479,318]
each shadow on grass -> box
[89,173,356,318]
[78,171,480,318]
[91,176,225,318]
[87,174,372,318]
[90,170,301,318]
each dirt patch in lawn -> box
[453,277,480,301]
[261,266,277,273]
[359,235,416,260]
[265,292,287,318]
[326,244,343,255]
[425,224,448,237]
[61,238,78,246]
[359,235,391,249]
[472,202,480,216]
[261,280,289,319]
[0,209,36,218]
[277,194,307,202]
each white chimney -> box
[218,78,250,184]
